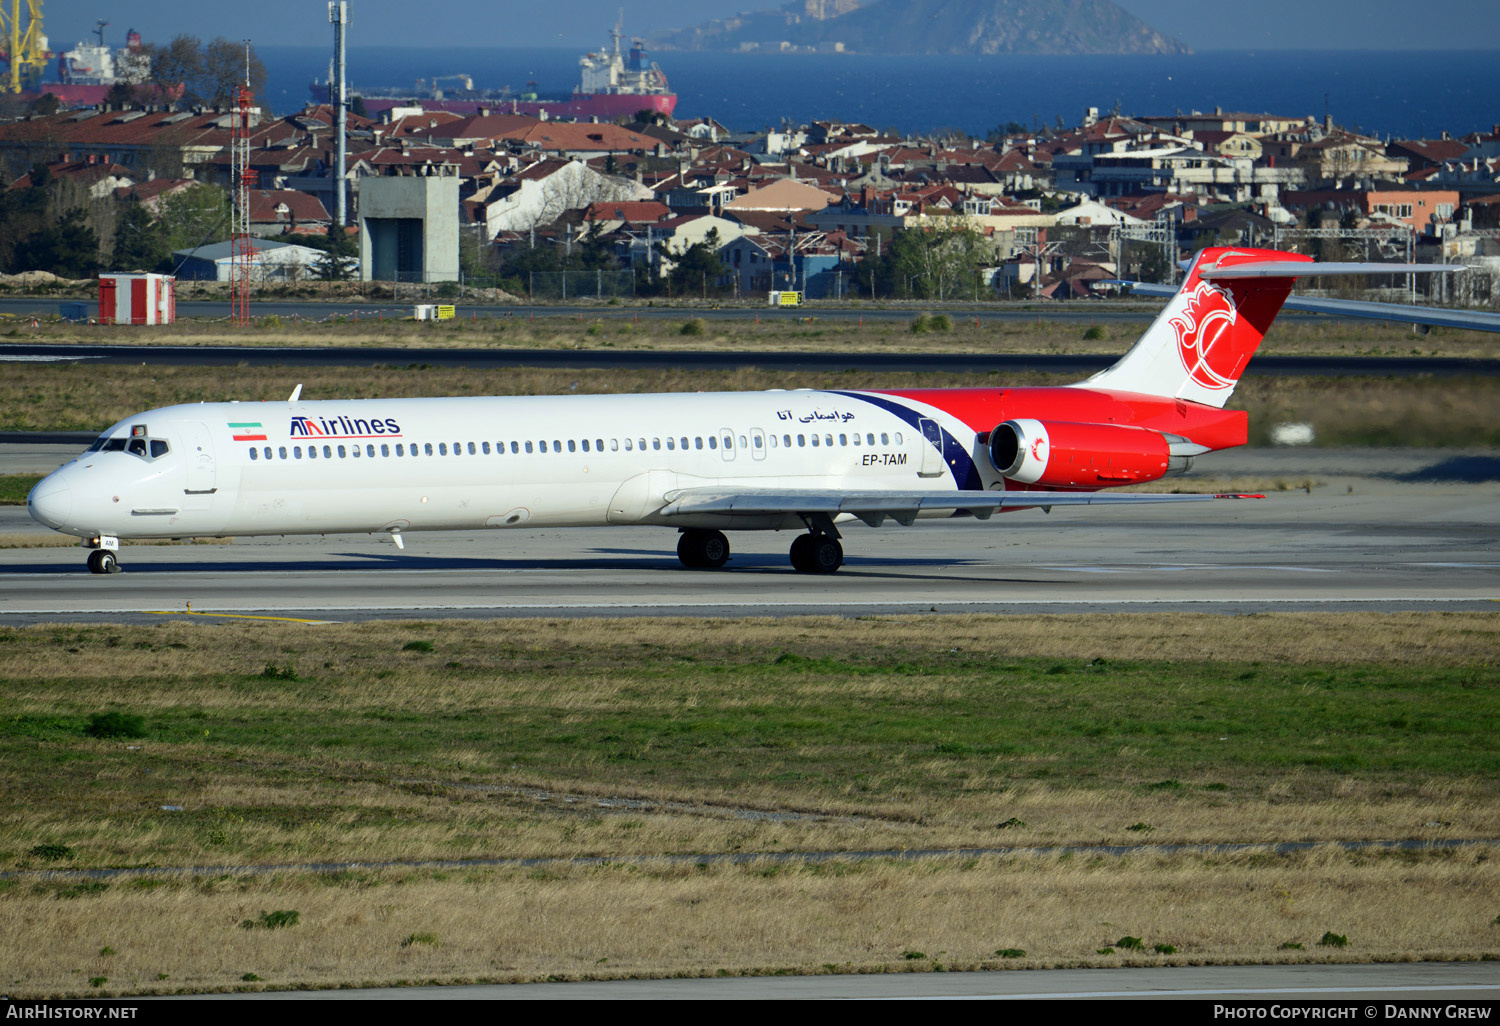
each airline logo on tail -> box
[1170,281,1240,391]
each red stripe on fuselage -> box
[870,387,1247,452]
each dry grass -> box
[4,306,1497,357]
[4,848,1496,997]
[2,612,1497,994]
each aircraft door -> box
[719,428,736,462]
[917,417,946,478]
[180,421,217,509]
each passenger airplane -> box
[24,247,1484,575]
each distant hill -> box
[653,0,1190,56]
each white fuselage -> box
[28,389,988,542]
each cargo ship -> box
[311,24,677,120]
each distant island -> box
[652,0,1191,56]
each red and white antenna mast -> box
[229,42,255,326]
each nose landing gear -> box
[86,549,121,574]
[84,535,122,574]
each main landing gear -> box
[677,529,731,569]
[789,533,843,574]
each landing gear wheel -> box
[87,550,119,575]
[677,530,730,569]
[789,534,842,574]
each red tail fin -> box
[1082,247,1311,407]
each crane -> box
[1,0,52,94]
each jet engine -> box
[988,418,1172,487]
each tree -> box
[14,209,100,279]
[142,35,203,109]
[657,228,728,297]
[111,203,169,272]
[201,37,267,109]
[155,184,231,268]
[312,226,358,281]
[889,218,991,301]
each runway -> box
[3,448,1497,623]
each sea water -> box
[259,45,1499,141]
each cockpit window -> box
[94,433,170,461]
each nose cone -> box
[27,476,72,530]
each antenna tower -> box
[229,43,255,326]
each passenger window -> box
[338,445,347,458]
[351,445,361,458]
[264,446,272,460]
[568,440,577,452]
[753,435,762,449]
[249,447,259,460]
[555,440,563,452]
[150,439,169,458]
[381,444,390,457]
[468,442,476,455]
[881,433,890,445]
[581,439,590,452]
[811,435,819,448]
[839,434,847,446]
[624,439,632,451]
[610,439,619,451]
[425,443,434,456]
[652,438,661,451]
[637,438,646,451]
[395,444,404,457]
[665,438,674,450]
[539,440,549,453]
[783,434,791,447]
[680,437,688,450]
[510,442,519,454]
[279,446,288,459]
[439,443,447,456]
[294,446,302,459]
[866,433,875,445]
[308,445,318,459]
[708,437,717,450]
[851,433,859,446]
[525,441,534,453]
[895,432,903,444]
[324,446,332,459]
[739,435,747,448]
[825,434,833,447]
[595,439,604,451]
[482,442,490,454]
[797,435,805,447]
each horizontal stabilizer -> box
[1200,261,1463,280]
[1114,280,1500,334]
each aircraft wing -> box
[1115,280,1500,333]
[659,487,1253,527]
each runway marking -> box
[144,610,339,624]
[913,984,1500,1000]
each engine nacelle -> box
[988,419,1171,487]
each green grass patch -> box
[0,475,41,505]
